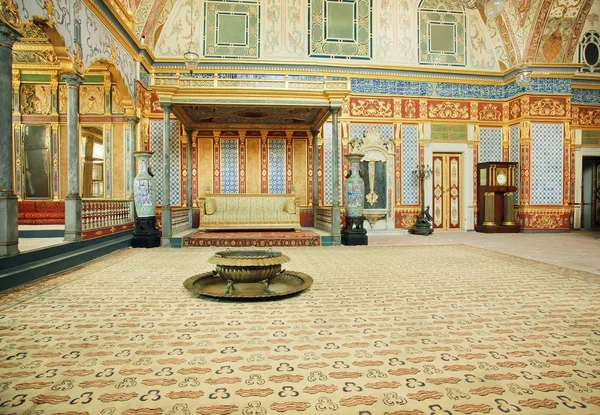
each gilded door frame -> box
[432,153,462,230]
[423,143,473,231]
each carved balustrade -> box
[82,199,134,231]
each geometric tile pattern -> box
[478,127,502,163]
[509,124,520,205]
[401,124,419,204]
[308,0,372,59]
[268,139,286,194]
[220,139,239,194]
[2,245,600,415]
[204,1,260,59]
[418,2,466,66]
[323,124,333,205]
[531,123,563,205]
[150,120,181,205]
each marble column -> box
[0,23,22,257]
[311,129,319,227]
[160,104,172,246]
[126,117,139,201]
[330,106,341,245]
[185,128,193,227]
[63,73,84,242]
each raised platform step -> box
[0,233,133,291]
[182,230,322,247]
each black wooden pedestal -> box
[341,215,368,246]
[132,216,160,248]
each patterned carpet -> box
[182,230,321,247]
[1,245,599,415]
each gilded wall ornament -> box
[529,98,565,116]
[0,0,22,29]
[350,98,393,118]
[80,85,105,114]
[20,84,51,115]
[428,101,469,119]
[478,103,502,121]
[112,85,125,114]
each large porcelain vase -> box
[133,151,156,218]
[344,154,365,218]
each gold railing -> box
[82,199,134,231]
[151,73,351,92]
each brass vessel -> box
[208,250,290,294]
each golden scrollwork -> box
[478,103,502,121]
[427,101,469,119]
[578,108,600,126]
[73,42,85,75]
[58,85,67,114]
[404,99,417,118]
[80,85,105,114]
[20,84,51,115]
[510,100,521,119]
[529,98,565,116]
[0,0,22,29]
[43,0,54,24]
[350,98,393,117]
[112,85,125,114]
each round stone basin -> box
[208,250,291,294]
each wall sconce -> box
[516,68,532,90]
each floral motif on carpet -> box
[182,230,321,247]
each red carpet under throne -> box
[182,229,321,247]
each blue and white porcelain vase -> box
[133,151,156,218]
[344,154,365,218]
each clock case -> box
[475,162,520,233]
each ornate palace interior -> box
[1,0,600,412]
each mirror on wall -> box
[23,124,51,199]
[80,126,104,198]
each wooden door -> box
[432,153,462,230]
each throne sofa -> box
[197,193,301,232]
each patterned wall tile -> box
[418,2,466,66]
[150,120,181,205]
[323,124,333,205]
[204,1,260,59]
[268,139,286,194]
[309,0,372,60]
[351,79,434,96]
[509,124,520,205]
[479,127,503,163]
[402,125,419,205]
[572,88,600,104]
[531,123,563,205]
[221,139,239,194]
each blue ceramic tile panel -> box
[268,139,286,194]
[509,124,520,205]
[323,124,333,205]
[531,123,563,205]
[149,120,180,205]
[169,121,181,205]
[221,139,239,194]
[351,79,434,96]
[401,125,419,205]
[479,127,502,163]
[572,88,600,104]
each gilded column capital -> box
[0,0,22,30]
[62,73,84,88]
[0,22,22,48]
[160,103,172,113]
[127,116,139,125]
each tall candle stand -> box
[412,165,434,236]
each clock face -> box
[496,173,507,185]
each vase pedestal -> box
[132,216,160,248]
[341,215,368,246]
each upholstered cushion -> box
[283,198,295,214]
[205,198,217,215]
